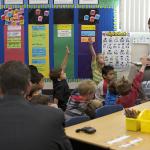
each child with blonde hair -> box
[65,80,102,119]
[88,37,105,85]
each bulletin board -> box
[0,0,119,79]
[28,9,50,77]
[78,9,99,78]
[53,9,74,79]
[0,8,4,63]
[4,25,25,62]
[2,8,25,62]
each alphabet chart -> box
[102,31,131,69]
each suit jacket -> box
[0,94,72,150]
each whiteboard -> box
[54,0,73,4]
[4,0,23,4]
[29,0,48,4]
[79,0,98,4]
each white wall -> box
[131,44,150,62]
[116,43,150,80]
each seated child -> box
[28,65,45,91]
[31,72,44,90]
[105,80,118,105]
[28,64,45,94]
[28,65,38,76]
[50,46,70,111]
[88,37,105,85]
[65,80,102,119]
[26,85,41,101]
[95,65,115,100]
[116,57,150,108]
[27,86,58,108]
[50,68,70,111]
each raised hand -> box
[66,45,70,55]
[88,37,93,44]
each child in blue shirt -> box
[105,80,118,105]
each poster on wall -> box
[79,9,99,43]
[54,0,73,4]
[4,0,23,4]
[130,32,150,44]
[28,25,49,78]
[79,0,98,4]
[102,31,131,69]
[81,25,96,42]
[28,9,49,24]
[4,25,24,62]
[57,24,72,37]
[29,0,48,4]
[7,27,21,48]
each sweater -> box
[116,71,144,108]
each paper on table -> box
[119,137,143,148]
[107,135,130,145]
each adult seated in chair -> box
[0,61,72,150]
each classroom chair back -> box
[95,104,123,118]
[65,115,90,127]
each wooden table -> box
[65,102,150,150]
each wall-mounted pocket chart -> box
[0,0,118,79]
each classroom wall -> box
[0,1,118,79]
[5,0,147,83]
[116,44,150,80]
[131,44,150,62]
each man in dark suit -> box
[0,61,72,150]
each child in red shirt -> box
[116,57,150,108]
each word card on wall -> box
[54,0,73,4]
[29,0,48,4]
[102,31,131,69]
[4,0,23,4]
[79,0,98,4]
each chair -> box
[65,115,90,127]
[95,104,123,118]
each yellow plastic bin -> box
[126,117,140,131]
[138,109,150,133]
